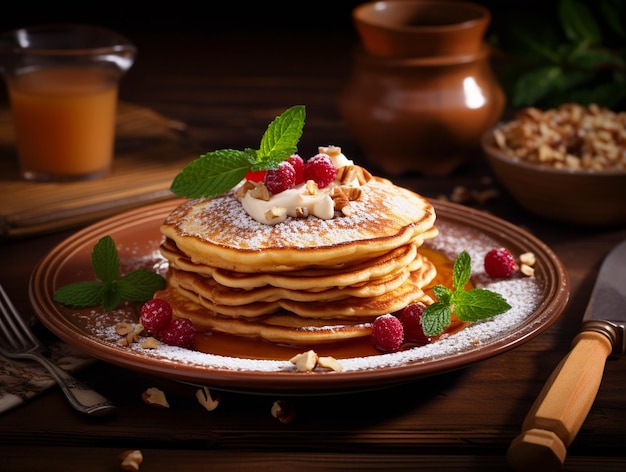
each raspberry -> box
[371,314,404,353]
[245,169,266,182]
[303,153,337,188]
[484,247,516,278]
[264,161,296,194]
[398,303,429,345]
[286,154,305,184]
[140,299,173,335]
[160,317,196,348]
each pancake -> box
[160,176,437,273]
[157,157,439,346]
[161,240,424,290]
[167,258,436,319]
[154,285,434,345]
[167,263,414,304]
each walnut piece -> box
[142,387,170,408]
[271,399,296,424]
[235,180,256,198]
[195,387,220,411]
[115,322,144,346]
[119,450,143,471]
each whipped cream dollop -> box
[238,146,363,225]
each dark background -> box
[0,1,550,39]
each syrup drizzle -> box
[192,247,467,361]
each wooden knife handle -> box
[507,330,613,471]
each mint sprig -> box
[421,251,511,336]
[54,235,166,311]
[170,105,306,198]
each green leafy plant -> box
[421,251,511,336]
[54,235,166,311]
[490,0,626,110]
[170,105,305,198]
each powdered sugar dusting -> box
[168,179,432,250]
[83,218,545,374]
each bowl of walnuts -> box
[482,103,626,227]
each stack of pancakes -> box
[155,173,438,346]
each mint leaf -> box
[54,235,166,311]
[101,281,122,311]
[170,149,252,198]
[432,284,452,305]
[92,235,119,282]
[118,270,167,302]
[257,105,305,168]
[170,105,306,198]
[421,302,452,337]
[53,281,103,307]
[421,251,511,336]
[453,289,512,322]
[452,250,471,292]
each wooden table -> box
[1,27,625,472]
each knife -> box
[507,239,626,472]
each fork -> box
[0,284,116,416]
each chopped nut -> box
[115,322,144,346]
[142,387,170,408]
[265,206,286,221]
[492,103,626,171]
[344,187,362,201]
[249,182,270,201]
[235,180,256,198]
[318,145,342,158]
[336,165,357,185]
[294,206,309,218]
[305,180,319,195]
[317,356,343,372]
[520,264,535,277]
[119,450,143,471]
[289,350,318,372]
[140,337,159,349]
[519,251,536,266]
[450,186,473,204]
[195,387,220,411]
[332,193,350,211]
[341,205,353,217]
[271,399,296,424]
[355,165,373,184]
[473,188,500,204]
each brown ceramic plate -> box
[29,199,569,395]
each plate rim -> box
[28,198,570,394]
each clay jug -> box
[338,0,505,176]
